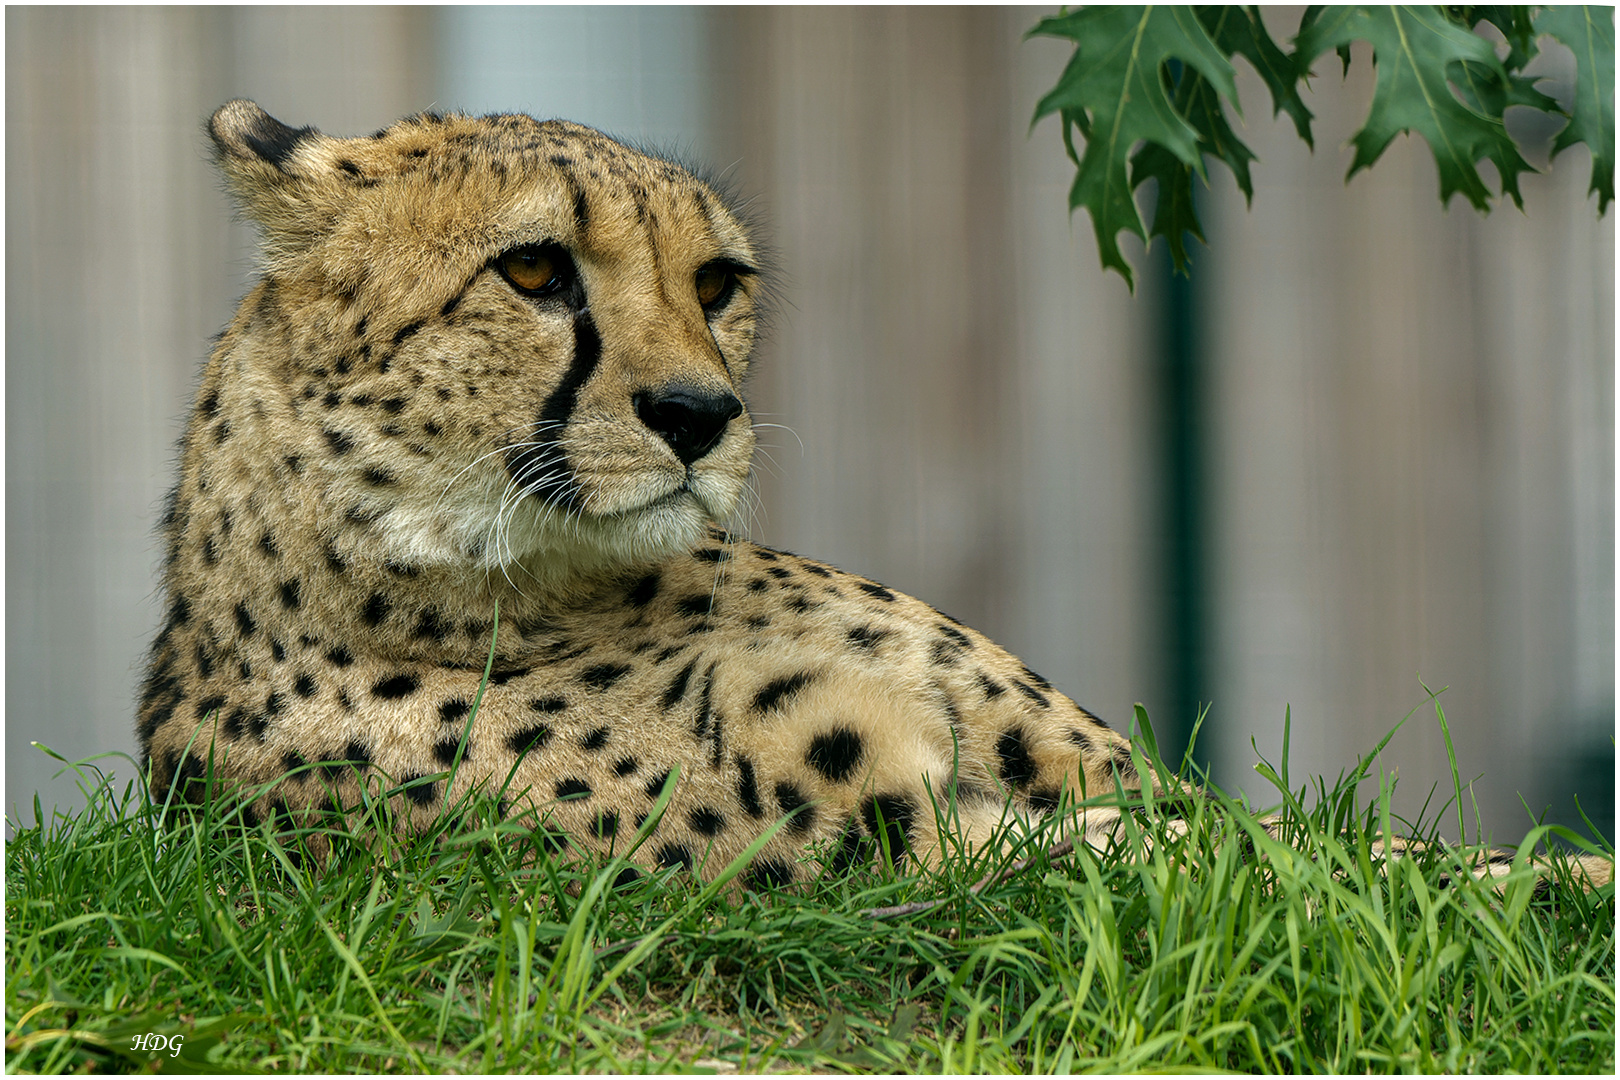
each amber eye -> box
[695,260,746,311]
[498,243,569,296]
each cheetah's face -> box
[209,102,760,584]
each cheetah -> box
[139,101,1609,893]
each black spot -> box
[580,662,631,692]
[269,639,286,663]
[392,321,424,348]
[1022,665,1055,691]
[381,397,408,415]
[747,578,770,593]
[323,391,341,409]
[194,643,215,679]
[259,531,280,558]
[433,736,464,766]
[401,774,437,806]
[324,428,354,455]
[644,769,673,800]
[489,666,530,686]
[693,548,728,562]
[828,819,871,874]
[594,810,620,839]
[234,603,256,637]
[613,756,638,777]
[324,544,348,573]
[580,726,610,751]
[753,672,816,714]
[862,793,915,862]
[806,727,865,783]
[1011,679,1050,708]
[283,454,302,475]
[293,673,317,697]
[200,388,220,415]
[996,728,1038,789]
[213,420,230,444]
[745,859,795,890]
[530,696,568,713]
[736,757,764,818]
[372,673,419,699]
[363,466,395,487]
[656,844,693,871]
[801,563,832,578]
[555,777,592,801]
[362,592,390,627]
[662,658,699,710]
[279,579,301,609]
[1066,729,1097,754]
[508,724,552,756]
[977,672,1006,699]
[626,572,661,607]
[676,594,714,618]
[857,582,896,602]
[930,637,966,666]
[1109,745,1138,780]
[344,740,372,770]
[1028,786,1062,813]
[847,625,889,652]
[613,866,642,888]
[439,698,470,723]
[768,566,793,580]
[773,782,817,835]
[282,751,307,775]
[413,609,450,642]
[326,646,354,668]
[203,536,219,564]
[689,806,726,836]
[195,694,228,722]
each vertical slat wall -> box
[5,7,435,820]
[1203,24,1614,837]
[7,8,1610,843]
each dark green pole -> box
[1153,220,1208,778]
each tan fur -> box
[139,103,1608,894]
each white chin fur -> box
[378,462,742,586]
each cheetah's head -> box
[206,101,762,594]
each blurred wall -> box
[8,7,1612,845]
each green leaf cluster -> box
[1031,5,1615,289]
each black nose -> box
[634,386,744,465]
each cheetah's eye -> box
[497,243,571,297]
[695,259,753,313]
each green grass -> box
[7,702,1614,1074]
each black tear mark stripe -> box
[505,309,600,505]
[752,671,815,714]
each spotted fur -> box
[138,102,1610,894]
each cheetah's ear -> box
[208,100,343,256]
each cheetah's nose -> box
[633,385,744,465]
